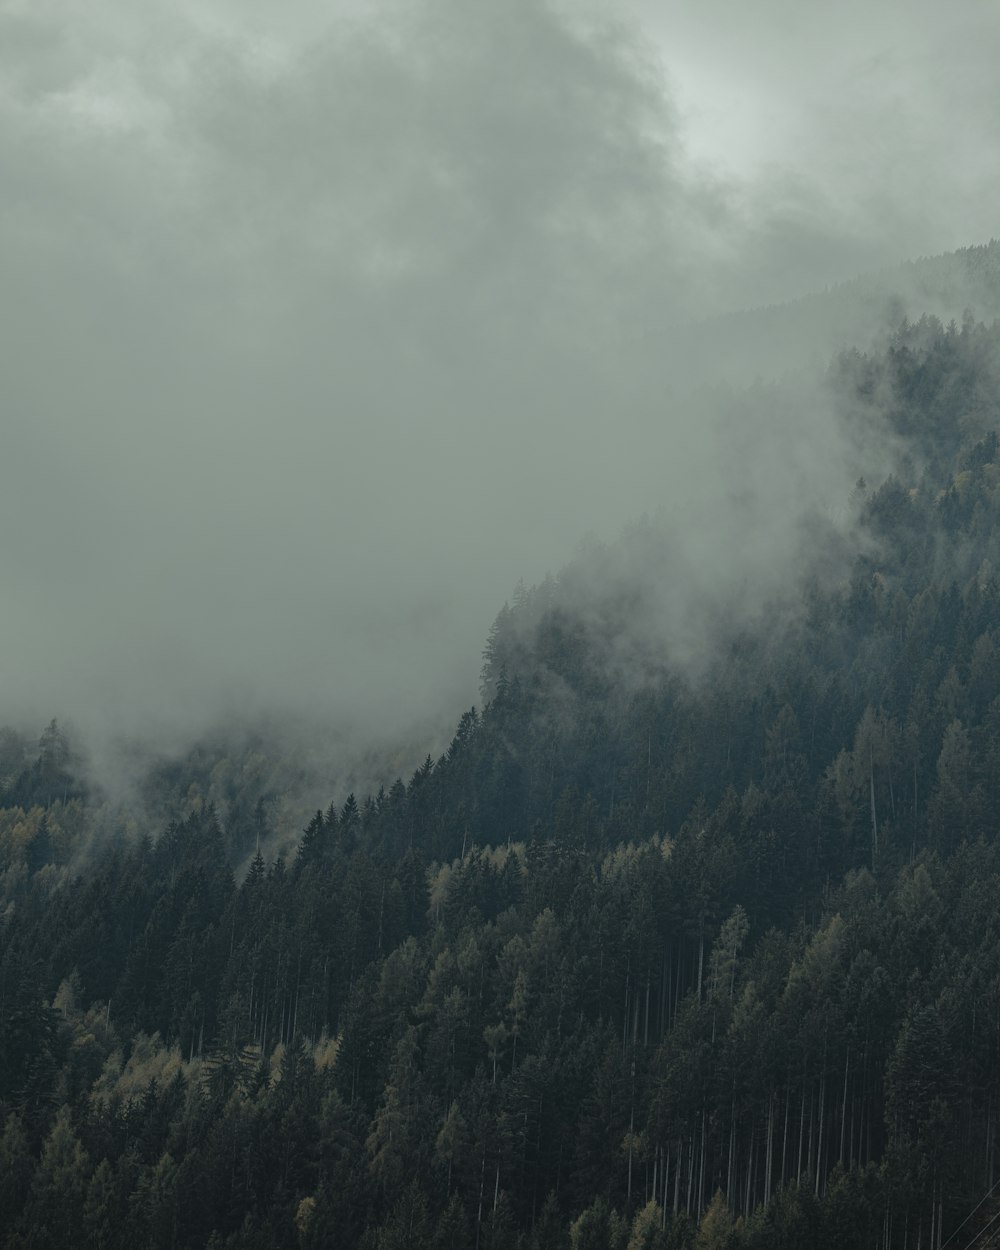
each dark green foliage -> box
[7,317,1000,1246]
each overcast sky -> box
[2,0,999,754]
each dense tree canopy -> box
[5,315,1000,1247]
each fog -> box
[2,0,999,776]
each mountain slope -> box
[4,313,1000,1248]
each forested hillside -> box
[6,314,1000,1248]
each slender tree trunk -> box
[675,938,684,1022]
[781,1085,789,1189]
[660,948,669,1037]
[870,743,879,869]
[745,1121,755,1218]
[533,1093,544,1216]
[797,1082,806,1182]
[475,1143,487,1250]
[622,970,630,1059]
[662,1144,670,1230]
[815,1072,826,1198]
[840,1048,850,1166]
[857,1042,869,1165]
[673,1137,682,1215]
[727,1099,736,1205]
[628,1106,634,1204]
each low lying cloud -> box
[1,0,997,774]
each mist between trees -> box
[4,314,1000,1247]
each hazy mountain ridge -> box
[679,239,1000,383]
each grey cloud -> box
[0,0,997,784]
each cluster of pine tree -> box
[4,314,1000,1248]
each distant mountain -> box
[679,239,1000,383]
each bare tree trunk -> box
[870,743,879,869]
[815,1072,826,1198]
[475,1143,486,1250]
[622,970,630,1059]
[727,1099,736,1205]
[660,948,669,1037]
[292,959,301,1042]
[651,1144,659,1208]
[745,1121,755,1218]
[797,1082,806,1182]
[662,1144,670,1230]
[675,939,684,1022]
[840,1048,850,1165]
[781,1086,790,1189]
[673,1137,682,1215]
[627,1106,634,1204]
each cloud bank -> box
[1,0,998,761]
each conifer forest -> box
[7,0,1000,1244]
[8,311,1000,1248]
